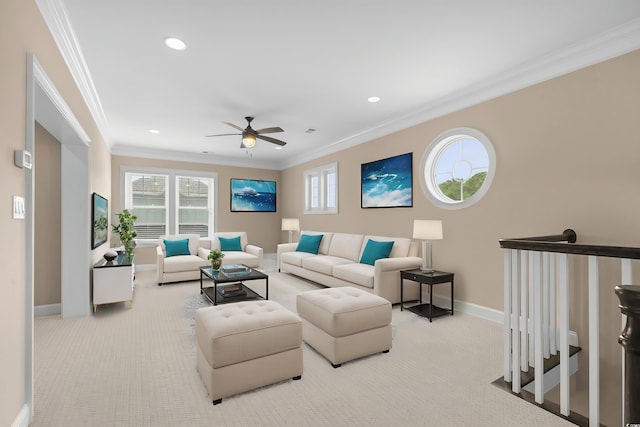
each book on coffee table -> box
[221,264,251,275]
[221,284,246,297]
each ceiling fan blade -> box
[205,133,241,137]
[255,126,284,134]
[223,121,245,132]
[257,134,287,146]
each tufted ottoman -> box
[296,287,392,368]
[195,300,302,405]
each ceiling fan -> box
[206,116,287,148]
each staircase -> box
[499,229,640,427]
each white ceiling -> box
[45,1,640,170]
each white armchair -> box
[199,232,263,269]
[156,234,209,285]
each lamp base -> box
[420,268,435,275]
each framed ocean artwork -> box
[91,192,109,248]
[230,178,277,212]
[361,152,413,208]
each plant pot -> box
[211,259,222,271]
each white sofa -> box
[277,231,422,304]
[156,232,264,285]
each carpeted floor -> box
[31,261,574,427]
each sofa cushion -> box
[362,235,412,258]
[332,263,375,288]
[219,236,242,251]
[163,254,207,273]
[359,239,394,266]
[221,251,261,268]
[296,234,323,254]
[281,251,316,267]
[302,255,354,275]
[164,238,190,257]
[327,233,364,261]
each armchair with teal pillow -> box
[199,232,263,269]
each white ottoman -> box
[195,300,303,404]
[296,287,392,367]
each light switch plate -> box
[14,150,33,169]
[13,196,25,219]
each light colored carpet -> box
[32,261,574,427]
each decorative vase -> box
[211,259,222,271]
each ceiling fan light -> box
[242,133,257,148]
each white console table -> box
[93,253,135,312]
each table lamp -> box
[413,220,443,273]
[281,218,300,243]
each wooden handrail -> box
[499,229,640,260]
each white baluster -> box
[521,251,529,371]
[549,254,557,355]
[558,253,570,416]
[511,250,521,393]
[588,256,599,427]
[543,252,550,359]
[533,251,544,403]
[504,250,512,382]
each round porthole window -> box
[420,127,496,210]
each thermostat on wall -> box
[14,150,33,169]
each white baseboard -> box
[34,303,61,316]
[430,294,504,324]
[11,404,30,427]
[429,294,579,346]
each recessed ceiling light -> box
[368,96,381,103]
[148,129,160,134]
[275,146,283,150]
[164,37,186,51]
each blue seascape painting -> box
[361,152,413,208]
[230,179,277,212]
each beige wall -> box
[2,0,637,424]
[1,0,112,424]
[110,156,282,264]
[34,124,62,306]
[280,49,640,426]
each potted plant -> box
[112,209,138,261]
[208,248,225,270]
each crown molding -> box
[111,145,283,171]
[279,18,640,170]
[37,1,640,170]
[36,0,112,146]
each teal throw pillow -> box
[296,234,323,255]
[219,236,242,251]
[164,238,190,257]
[359,239,394,266]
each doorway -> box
[25,54,91,416]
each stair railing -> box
[499,229,640,427]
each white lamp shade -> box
[281,218,300,231]
[413,220,443,240]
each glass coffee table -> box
[199,264,269,305]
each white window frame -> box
[175,175,215,236]
[124,172,169,239]
[420,127,496,210]
[303,162,338,214]
[121,166,218,240]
